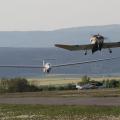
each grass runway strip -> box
[1,89,120,98]
[0,104,120,120]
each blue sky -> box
[0,0,120,31]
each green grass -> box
[0,104,120,120]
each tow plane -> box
[0,57,119,73]
[55,34,120,55]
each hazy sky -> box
[0,0,120,31]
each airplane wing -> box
[55,44,93,51]
[55,42,120,51]
[103,42,120,48]
[52,57,120,67]
[0,57,119,69]
[0,65,43,68]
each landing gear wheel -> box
[84,50,87,55]
[108,48,112,53]
[109,50,112,53]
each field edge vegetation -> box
[0,76,120,94]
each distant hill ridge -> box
[0,24,120,47]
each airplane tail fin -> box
[43,60,45,67]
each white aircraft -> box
[76,83,94,90]
[55,34,120,55]
[76,83,83,90]
[76,82,101,90]
[0,57,119,73]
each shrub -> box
[65,83,76,90]
[0,77,39,93]
[81,76,90,85]
[102,79,120,88]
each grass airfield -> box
[0,75,120,120]
[0,104,120,120]
[0,88,120,98]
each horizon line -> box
[0,24,119,32]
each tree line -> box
[0,76,120,93]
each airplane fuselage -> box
[90,34,104,53]
[43,63,52,73]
